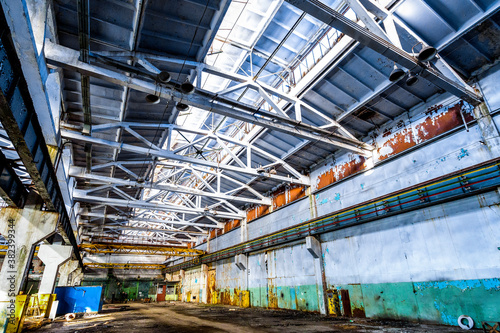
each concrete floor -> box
[37,302,471,332]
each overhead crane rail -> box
[166,158,500,273]
[83,262,165,270]
[79,243,205,257]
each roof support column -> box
[71,269,84,287]
[37,244,73,294]
[0,200,59,329]
[306,236,327,315]
[201,264,209,304]
[240,217,248,243]
[474,103,500,158]
[57,260,80,287]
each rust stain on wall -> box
[272,185,306,210]
[377,127,416,161]
[268,283,279,309]
[415,102,473,143]
[246,205,270,222]
[316,156,367,190]
[207,269,216,304]
[209,228,223,240]
[223,219,240,233]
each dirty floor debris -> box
[36,302,471,332]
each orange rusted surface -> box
[268,283,279,309]
[415,102,473,143]
[223,219,240,233]
[316,156,367,190]
[246,205,270,222]
[377,127,416,161]
[207,269,216,304]
[272,185,306,210]
[209,228,224,240]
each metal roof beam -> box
[69,166,270,205]
[79,212,224,229]
[81,223,207,236]
[73,191,245,219]
[45,41,373,156]
[61,129,310,185]
[285,0,482,105]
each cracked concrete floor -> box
[36,302,471,332]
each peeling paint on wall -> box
[314,101,475,191]
[316,156,367,190]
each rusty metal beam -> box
[0,14,82,265]
[0,150,27,207]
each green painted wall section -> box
[83,277,161,302]
[248,284,320,312]
[242,278,499,328]
[336,278,500,328]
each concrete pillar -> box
[236,254,248,290]
[474,103,500,157]
[201,264,208,304]
[240,218,248,243]
[308,187,318,220]
[71,268,83,286]
[37,244,73,294]
[57,260,79,287]
[306,236,327,315]
[0,205,59,330]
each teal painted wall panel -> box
[358,282,419,320]
[248,284,320,312]
[335,278,500,328]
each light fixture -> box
[389,64,405,82]
[145,94,160,104]
[157,71,171,83]
[406,72,419,86]
[180,80,195,95]
[175,102,190,112]
[417,45,437,62]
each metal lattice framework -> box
[1,0,492,251]
[80,243,204,256]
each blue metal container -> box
[54,286,103,315]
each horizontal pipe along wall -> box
[171,65,500,328]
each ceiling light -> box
[406,73,419,86]
[157,71,171,83]
[176,102,190,112]
[180,80,195,95]
[389,64,405,82]
[417,46,437,62]
[145,94,160,104]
